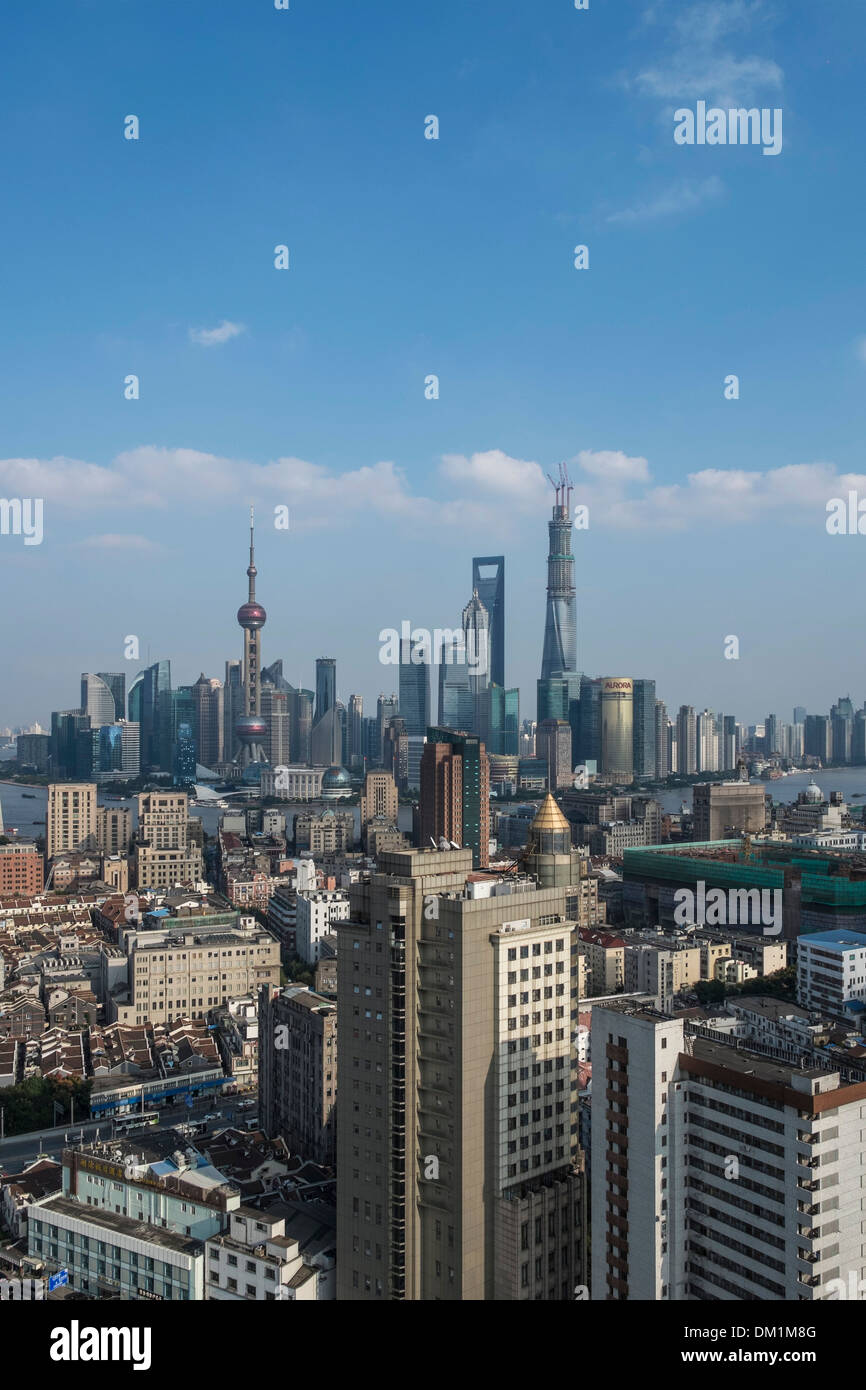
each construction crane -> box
[546,461,573,512]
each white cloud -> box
[607,176,725,224]
[439,450,547,497]
[188,320,246,347]
[77,533,161,552]
[575,450,651,483]
[0,446,856,537]
[630,1,783,110]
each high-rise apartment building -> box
[259,985,337,1166]
[676,706,697,776]
[46,782,97,859]
[591,999,866,1301]
[654,700,669,779]
[336,847,587,1300]
[421,729,490,869]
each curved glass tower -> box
[540,463,578,679]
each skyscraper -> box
[398,639,430,737]
[437,633,474,731]
[376,694,399,765]
[600,678,634,783]
[471,555,505,688]
[335,847,586,1300]
[81,673,117,729]
[348,694,364,768]
[461,589,490,697]
[421,727,490,868]
[315,658,336,724]
[676,705,697,776]
[632,679,657,781]
[193,674,224,769]
[654,699,669,779]
[261,685,290,767]
[96,672,126,722]
[537,717,572,792]
[139,659,171,772]
[46,782,97,859]
[233,508,268,767]
[540,463,578,680]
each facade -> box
[259,986,337,1165]
[46,782,97,860]
[336,847,586,1301]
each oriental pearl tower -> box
[233,507,268,769]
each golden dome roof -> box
[530,793,570,833]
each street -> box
[0,1091,258,1171]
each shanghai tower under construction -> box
[540,462,578,679]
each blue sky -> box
[1,0,865,729]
